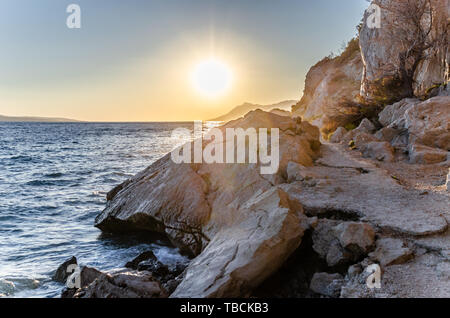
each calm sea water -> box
[0,122,214,298]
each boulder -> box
[95,110,321,297]
[326,240,353,268]
[334,222,376,256]
[342,119,377,145]
[330,127,347,143]
[354,133,379,149]
[401,96,450,150]
[171,188,308,298]
[312,219,340,259]
[378,96,450,162]
[53,256,77,283]
[357,118,376,134]
[369,238,414,266]
[62,266,103,298]
[409,143,448,164]
[374,127,400,143]
[73,271,168,298]
[312,219,356,267]
[378,98,420,128]
[310,272,344,297]
[360,142,395,162]
[125,251,158,270]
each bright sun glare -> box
[191,59,232,98]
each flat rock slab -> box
[283,144,449,237]
[341,253,450,298]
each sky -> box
[0,0,368,121]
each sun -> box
[191,59,232,98]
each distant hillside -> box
[0,115,81,122]
[269,108,292,117]
[209,100,296,122]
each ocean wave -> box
[9,155,35,163]
[25,180,55,187]
[44,172,64,178]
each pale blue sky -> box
[0,0,368,121]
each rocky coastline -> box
[55,0,449,298]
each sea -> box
[0,122,216,298]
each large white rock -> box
[96,110,321,297]
[171,188,307,298]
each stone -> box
[378,98,420,128]
[312,219,354,267]
[369,238,413,266]
[125,251,185,285]
[330,127,347,143]
[286,161,316,183]
[403,97,450,151]
[378,96,450,162]
[74,271,168,298]
[312,219,340,259]
[125,251,158,270]
[357,118,376,134]
[326,240,353,267]
[53,256,77,283]
[309,272,344,297]
[171,188,308,298]
[374,127,400,143]
[137,260,170,278]
[285,143,449,237]
[62,266,103,298]
[354,133,379,149]
[95,110,321,297]
[334,222,376,256]
[409,143,448,164]
[347,264,363,279]
[360,142,395,162]
[342,119,378,146]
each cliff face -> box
[360,0,449,102]
[292,39,363,135]
[294,0,449,134]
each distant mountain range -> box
[0,115,81,122]
[209,100,296,122]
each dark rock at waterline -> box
[53,256,77,283]
[137,260,170,277]
[61,266,103,298]
[107,180,131,201]
[125,250,158,270]
[125,250,170,279]
[73,271,168,298]
[125,250,187,285]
